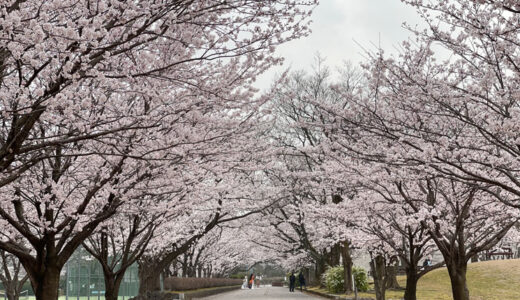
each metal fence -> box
[65,247,139,300]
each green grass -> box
[309,259,520,300]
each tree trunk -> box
[5,288,20,300]
[340,241,353,293]
[403,269,418,300]
[384,265,400,289]
[138,261,162,294]
[314,258,327,285]
[104,274,124,300]
[29,265,61,300]
[447,263,469,300]
[189,266,196,277]
[303,267,311,285]
[370,255,386,300]
[325,244,341,266]
[1,270,29,300]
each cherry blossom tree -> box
[361,200,440,300]
[135,117,288,297]
[0,0,316,183]
[332,1,520,299]
[314,90,520,300]
[264,60,366,291]
[0,250,28,300]
[83,205,156,300]
[172,224,267,279]
[272,3,520,299]
[379,0,520,208]
[0,1,317,300]
[320,180,443,300]
[265,49,520,300]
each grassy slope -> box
[312,259,520,300]
[412,259,520,300]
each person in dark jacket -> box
[298,271,306,291]
[289,272,296,292]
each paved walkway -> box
[196,286,321,299]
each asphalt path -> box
[196,286,321,299]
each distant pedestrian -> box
[422,259,428,269]
[422,258,431,269]
[255,275,261,288]
[242,275,248,289]
[289,272,296,292]
[248,273,255,289]
[298,271,306,291]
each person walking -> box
[242,275,248,289]
[298,271,306,291]
[248,273,254,289]
[289,272,296,292]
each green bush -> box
[352,266,369,292]
[229,272,246,279]
[321,265,344,293]
[320,266,369,294]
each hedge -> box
[164,277,242,291]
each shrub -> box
[320,266,369,294]
[229,272,246,279]
[321,266,344,294]
[164,277,242,291]
[352,266,369,292]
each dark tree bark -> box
[314,257,327,285]
[310,244,343,287]
[340,241,353,293]
[325,243,341,267]
[27,262,61,300]
[370,255,386,300]
[447,262,469,300]
[403,270,418,300]
[104,276,124,300]
[138,256,163,295]
[384,264,400,290]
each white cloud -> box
[255,0,424,90]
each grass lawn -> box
[309,259,520,300]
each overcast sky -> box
[255,0,424,90]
